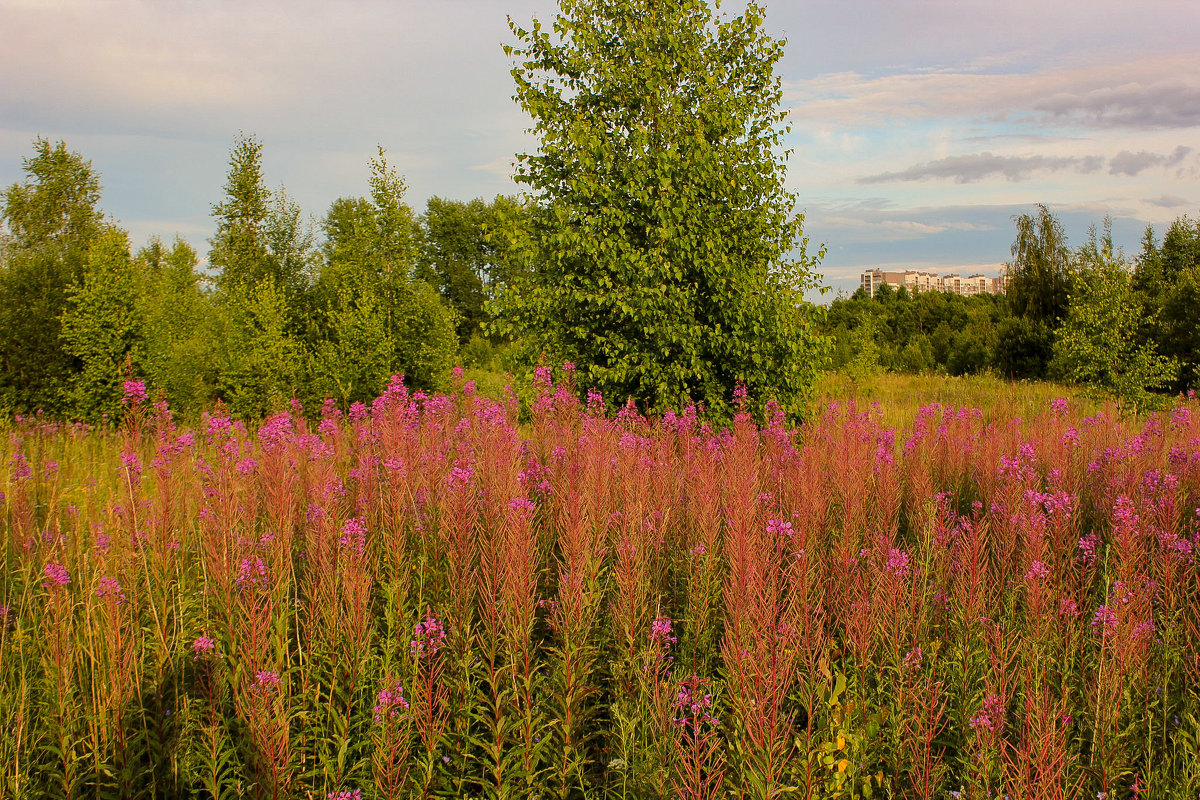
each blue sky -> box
[2,0,1198,297]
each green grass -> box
[815,371,1113,427]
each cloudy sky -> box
[2,0,1198,297]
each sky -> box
[2,0,1198,298]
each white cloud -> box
[786,51,1200,132]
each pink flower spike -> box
[251,670,281,695]
[193,635,216,658]
[650,615,677,649]
[43,562,70,590]
[411,608,447,658]
[122,379,148,405]
[96,576,125,604]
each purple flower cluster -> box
[236,556,268,590]
[1078,532,1099,566]
[650,615,677,649]
[251,670,281,695]
[193,635,216,659]
[411,609,447,658]
[327,790,362,800]
[339,517,367,556]
[902,646,924,671]
[1092,605,1118,637]
[885,547,910,578]
[257,412,295,452]
[968,693,1005,734]
[674,676,718,728]
[43,562,70,590]
[1024,560,1050,581]
[766,517,793,538]
[122,379,148,405]
[447,464,474,488]
[9,452,31,481]
[508,496,535,513]
[373,677,410,724]
[96,576,125,604]
[119,450,141,478]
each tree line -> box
[824,204,1199,410]
[1,0,831,424]
[0,136,529,421]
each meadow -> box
[2,369,1198,799]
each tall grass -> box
[2,371,1198,799]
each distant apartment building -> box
[859,268,1005,298]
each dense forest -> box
[824,205,1199,409]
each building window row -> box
[859,269,1006,298]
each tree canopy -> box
[494,0,828,419]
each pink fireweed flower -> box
[586,387,605,415]
[1049,396,1069,415]
[251,670,281,695]
[193,635,216,659]
[766,518,793,537]
[256,412,295,451]
[327,790,362,800]
[674,676,718,727]
[1078,532,1099,566]
[373,677,410,724]
[885,547,910,578]
[119,450,141,479]
[1092,605,1118,637]
[1024,560,1050,581]
[969,693,1005,733]
[122,379,148,405]
[446,464,474,488]
[650,615,677,649]
[96,576,125,604]
[508,497,535,513]
[205,413,232,436]
[411,609,447,658]
[43,562,70,590]
[875,444,895,467]
[9,452,32,481]
[339,517,367,556]
[902,646,924,670]
[236,556,268,590]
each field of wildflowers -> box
[2,367,1199,799]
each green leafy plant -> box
[495,0,829,420]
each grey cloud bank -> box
[858,153,1105,185]
[1108,146,1191,176]
[859,148,1195,185]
